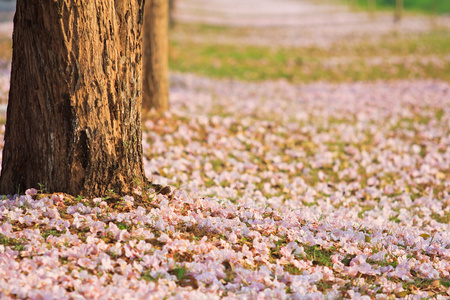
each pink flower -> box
[51,194,65,207]
[25,188,37,196]
[333,262,344,273]
[77,258,96,269]
[158,233,171,243]
[227,232,238,244]
[280,246,293,259]
[331,254,343,264]
[348,290,371,300]
[99,255,113,271]
[416,262,439,279]
[117,229,130,242]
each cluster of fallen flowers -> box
[1,75,450,299]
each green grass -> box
[140,271,159,283]
[0,234,25,252]
[299,245,336,268]
[115,221,132,231]
[350,0,450,15]
[169,266,188,281]
[169,29,450,83]
[41,229,63,240]
[431,212,450,224]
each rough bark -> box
[143,0,169,112]
[0,0,147,197]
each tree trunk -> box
[0,0,147,197]
[431,0,438,26]
[349,0,357,11]
[367,0,376,19]
[143,0,169,112]
[169,0,176,28]
[394,0,403,23]
[433,0,438,14]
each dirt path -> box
[173,0,450,47]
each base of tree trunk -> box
[0,0,147,198]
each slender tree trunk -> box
[143,0,169,112]
[367,0,376,19]
[0,0,147,197]
[431,0,438,27]
[169,0,176,28]
[394,0,403,23]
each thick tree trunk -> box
[143,0,169,112]
[0,0,147,197]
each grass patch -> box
[300,245,336,268]
[316,280,334,292]
[169,266,188,281]
[41,229,63,240]
[140,271,159,283]
[284,263,303,275]
[0,233,25,252]
[169,29,450,83]
[431,212,450,224]
[115,221,132,231]
[348,0,450,15]
[342,254,356,266]
[368,256,399,269]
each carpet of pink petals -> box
[1,74,450,299]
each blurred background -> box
[0,0,13,115]
[0,0,448,90]
[168,0,450,83]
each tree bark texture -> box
[0,0,147,197]
[143,0,169,112]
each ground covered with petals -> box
[1,74,449,299]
